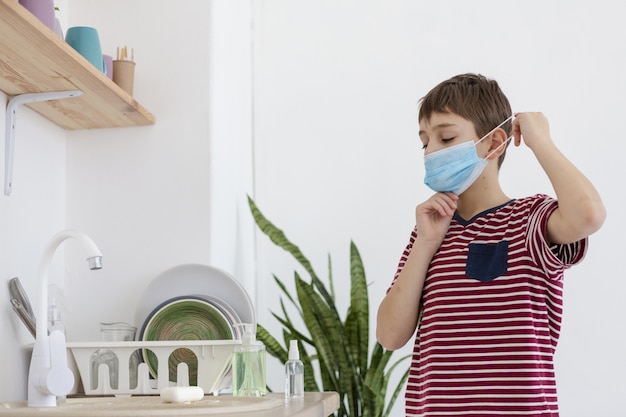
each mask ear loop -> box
[485,135,513,159]
[479,114,514,159]
[476,115,514,146]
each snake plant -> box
[248,196,409,417]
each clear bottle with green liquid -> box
[232,323,266,397]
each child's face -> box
[418,112,480,156]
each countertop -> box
[0,392,340,417]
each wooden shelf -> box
[0,0,155,130]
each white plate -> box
[135,264,255,337]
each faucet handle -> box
[45,330,74,397]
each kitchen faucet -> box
[28,229,103,407]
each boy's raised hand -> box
[511,112,553,150]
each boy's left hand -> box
[511,112,552,150]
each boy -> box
[376,73,605,416]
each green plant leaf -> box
[327,253,336,300]
[295,275,340,388]
[256,324,287,362]
[271,310,313,346]
[248,196,318,280]
[345,241,369,374]
[382,358,411,417]
[365,350,393,405]
[273,274,302,315]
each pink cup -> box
[103,55,113,79]
[19,0,55,31]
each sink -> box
[0,395,283,416]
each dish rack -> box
[67,340,241,396]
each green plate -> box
[141,298,234,385]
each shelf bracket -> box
[4,90,82,196]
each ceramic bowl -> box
[140,297,234,385]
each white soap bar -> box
[160,386,205,403]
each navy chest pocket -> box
[466,241,509,283]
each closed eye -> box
[422,137,456,150]
[422,137,454,150]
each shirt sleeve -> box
[387,226,418,293]
[526,194,588,280]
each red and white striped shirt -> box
[389,195,587,416]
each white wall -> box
[0,92,67,401]
[63,0,215,342]
[1,1,624,416]
[62,0,255,337]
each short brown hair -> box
[418,73,512,167]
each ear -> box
[485,128,509,160]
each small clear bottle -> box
[284,340,304,399]
[232,323,266,397]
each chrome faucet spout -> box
[88,256,103,270]
[28,229,103,407]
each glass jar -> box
[90,322,138,390]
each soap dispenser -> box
[232,323,266,397]
[285,340,304,399]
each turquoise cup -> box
[65,26,105,73]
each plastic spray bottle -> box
[285,340,304,399]
[232,323,266,397]
[47,297,65,335]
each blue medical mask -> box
[423,115,514,195]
